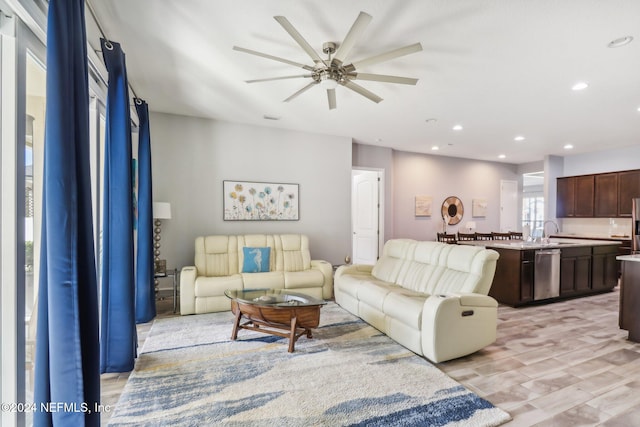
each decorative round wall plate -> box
[441,196,464,225]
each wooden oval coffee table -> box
[224,289,326,352]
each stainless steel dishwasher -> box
[534,249,561,300]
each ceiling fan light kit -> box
[233,11,423,110]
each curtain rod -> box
[85,0,140,101]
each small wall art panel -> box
[415,195,432,217]
[223,180,299,221]
[472,198,488,217]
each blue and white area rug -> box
[107,302,510,426]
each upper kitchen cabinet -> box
[618,170,640,217]
[558,169,640,218]
[557,175,594,217]
[595,173,618,217]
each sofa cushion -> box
[373,241,499,296]
[195,236,239,277]
[284,270,324,289]
[194,274,243,297]
[241,271,284,289]
[279,234,311,272]
[383,290,428,330]
[430,245,498,295]
[357,281,395,311]
[241,247,271,273]
[371,239,414,283]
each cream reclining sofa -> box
[180,234,333,315]
[335,239,499,363]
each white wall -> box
[150,112,352,269]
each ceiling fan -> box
[233,11,423,110]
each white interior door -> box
[352,170,379,265]
[500,179,519,232]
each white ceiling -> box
[87,0,640,165]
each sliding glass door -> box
[23,49,45,424]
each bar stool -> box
[457,232,476,241]
[509,231,523,240]
[436,232,457,244]
[492,232,511,240]
[475,232,493,241]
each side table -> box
[155,268,178,313]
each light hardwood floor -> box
[101,287,640,426]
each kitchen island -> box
[461,238,620,306]
[618,254,640,342]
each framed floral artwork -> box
[223,180,299,221]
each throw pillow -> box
[242,247,271,273]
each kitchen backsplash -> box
[559,217,632,238]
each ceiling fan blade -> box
[246,74,313,83]
[327,88,337,110]
[233,46,314,71]
[274,16,326,65]
[350,43,423,70]
[332,11,372,66]
[348,73,418,85]
[342,80,383,103]
[284,81,319,102]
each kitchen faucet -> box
[542,220,559,239]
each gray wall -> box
[150,112,352,269]
[353,143,520,241]
[562,145,640,176]
[352,143,394,241]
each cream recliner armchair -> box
[334,239,499,363]
[180,234,333,315]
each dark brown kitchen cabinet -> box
[557,176,594,217]
[592,245,619,291]
[488,248,534,306]
[595,173,618,217]
[618,170,640,217]
[556,177,575,217]
[560,246,591,296]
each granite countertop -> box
[617,254,640,262]
[551,233,631,241]
[459,238,622,251]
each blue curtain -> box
[135,99,156,323]
[100,38,136,373]
[33,0,101,425]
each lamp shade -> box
[465,221,476,230]
[153,202,172,220]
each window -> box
[523,195,545,238]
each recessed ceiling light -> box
[572,82,589,91]
[431,145,439,151]
[608,36,633,48]
[263,114,281,120]
[452,124,463,131]
[637,106,640,112]
[514,136,525,142]
[564,144,574,150]
[425,118,437,123]
[376,138,383,143]
[498,154,506,159]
